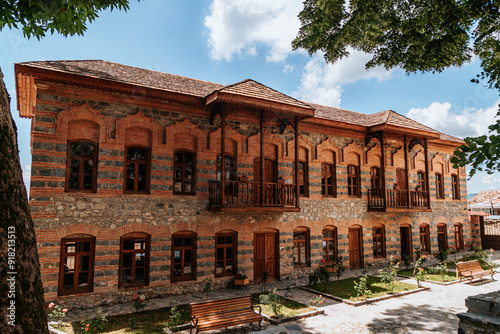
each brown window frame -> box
[173,150,196,195]
[58,236,95,296]
[65,140,98,192]
[293,227,310,268]
[347,165,360,197]
[454,223,464,250]
[373,225,386,258]
[451,174,460,200]
[417,171,426,191]
[419,224,431,253]
[215,231,237,277]
[298,160,309,197]
[322,226,337,263]
[124,145,151,194]
[119,233,150,288]
[171,231,196,282]
[435,173,444,199]
[437,224,448,250]
[321,163,336,197]
[370,166,382,193]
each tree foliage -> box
[293,0,500,177]
[1,0,131,39]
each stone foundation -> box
[457,291,500,334]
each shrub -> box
[259,288,282,318]
[413,256,428,288]
[308,269,320,286]
[166,306,182,332]
[402,254,412,270]
[133,295,147,313]
[79,309,107,334]
[353,274,372,300]
[435,248,449,263]
[333,256,346,281]
[415,246,427,265]
[309,294,324,306]
[378,256,399,293]
[47,302,68,327]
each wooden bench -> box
[456,260,495,283]
[190,295,262,334]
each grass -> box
[398,268,457,282]
[251,293,314,318]
[308,276,418,302]
[445,261,457,268]
[57,305,190,334]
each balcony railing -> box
[368,189,430,211]
[208,180,297,209]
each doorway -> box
[348,226,363,268]
[254,230,278,281]
[400,225,412,258]
[254,158,277,205]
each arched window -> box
[437,224,448,250]
[451,174,460,199]
[124,146,150,193]
[215,230,236,277]
[174,150,195,195]
[321,163,336,197]
[370,167,382,194]
[373,225,386,258]
[435,173,444,199]
[171,231,196,282]
[348,165,360,197]
[66,141,98,192]
[59,235,95,295]
[298,161,309,197]
[293,227,310,268]
[454,223,464,250]
[322,226,337,262]
[419,224,430,253]
[417,171,426,191]
[119,232,150,288]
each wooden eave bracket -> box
[15,71,37,119]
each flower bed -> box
[398,269,460,285]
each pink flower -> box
[319,295,322,298]
[321,259,325,263]
[490,248,494,252]
[48,302,55,308]
[312,300,316,304]
[62,309,68,313]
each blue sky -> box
[1,0,499,195]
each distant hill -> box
[468,193,477,200]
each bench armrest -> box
[460,269,473,276]
[254,305,262,317]
[191,315,198,327]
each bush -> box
[402,254,412,270]
[353,274,372,300]
[47,302,67,327]
[79,309,107,334]
[308,269,320,286]
[259,288,282,318]
[133,295,147,313]
[166,306,182,332]
[378,256,399,293]
[333,256,346,281]
[435,248,449,263]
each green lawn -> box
[57,305,190,334]
[308,276,418,302]
[445,261,457,268]
[398,268,457,282]
[251,293,314,318]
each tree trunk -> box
[0,66,49,333]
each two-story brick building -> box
[15,60,469,309]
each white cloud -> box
[22,164,31,192]
[407,99,500,138]
[283,64,294,73]
[293,52,395,107]
[204,0,303,62]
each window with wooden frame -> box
[437,224,448,250]
[298,161,309,196]
[419,224,430,253]
[451,174,460,199]
[321,163,336,197]
[417,171,426,191]
[373,225,386,258]
[370,167,382,194]
[171,231,196,282]
[66,141,98,192]
[293,227,310,268]
[59,236,95,296]
[215,231,236,277]
[454,224,464,250]
[347,165,360,197]
[435,173,444,199]
[322,226,337,262]
[174,150,195,195]
[216,154,237,182]
[119,233,150,288]
[124,146,150,193]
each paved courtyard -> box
[62,254,500,334]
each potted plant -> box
[321,258,334,272]
[234,270,249,285]
[393,182,399,190]
[238,174,248,182]
[277,176,285,184]
[415,185,422,191]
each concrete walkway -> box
[62,253,500,334]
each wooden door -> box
[400,226,412,258]
[254,232,277,280]
[396,168,407,190]
[254,159,276,205]
[348,227,362,268]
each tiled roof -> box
[18,60,225,97]
[366,110,440,134]
[468,190,500,204]
[307,103,367,126]
[439,133,464,144]
[214,79,313,110]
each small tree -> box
[333,256,346,281]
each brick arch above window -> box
[366,144,382,167]
[342,140,365,165]
[431,153,448,173]
[248,133,285,160]
[208,124,245,156]
[114,222,158,237]
[125,127,153,148]
[116,111,163,147]
[57,103,110,143]
[412,150,426,171]
[286,135,315,162]
[317,138,340,164]
[165,118,206,153]
[55,224,102,239]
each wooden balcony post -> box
[294,115,300,208]
[424,138,430,208]
[381,131,386,208]
[260,109,264,207]
[221,111,226,208]
[404,135,411,208]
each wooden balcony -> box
[368,189,431,212]
[208,180,299,213]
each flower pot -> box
[234,278,249,286]
[325,267,333,273]
[238,176,248,182]
[277,179,285,184]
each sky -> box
[1,0,499,196]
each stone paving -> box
[62,254,500,334]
